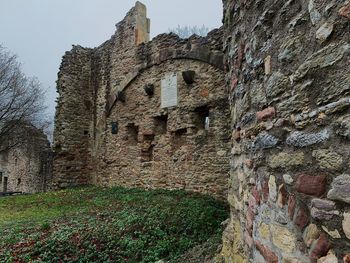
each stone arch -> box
[106,47,224,116]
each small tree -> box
[0,45,48,152]
[169,25,211,38]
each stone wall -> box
[218,0,350,262]
[0,125,52,193]
[53,2,230,198]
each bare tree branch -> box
[0,45,48,153]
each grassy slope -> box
[0,187,228,263]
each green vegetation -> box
[0,187,228,263]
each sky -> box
[0,0,223,119]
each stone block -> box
[303,224,320,247]
[343,212,350,240]
[257,107,276,122]
[339,1,350,19]
[316,23,334,44]
[255,240,278,263]
[310,234,331,261]
[311,198,339,220]
[312,149,343,171]
[286,130,329,148]
[252,132,278,150]
[269,152,305,169]
[327,174,350,203]
[271,224,296,253]
[295,174,327,197]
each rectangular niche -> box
[140,134,155,162]
[126,123,139,146]
[194,106,210,131]
[154,115,168,135]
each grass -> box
[0,186,228,263]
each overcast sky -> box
[0,0,223,119]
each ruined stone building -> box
[0,124,52,193]
[53,2,230,198]
[53,0,350,261]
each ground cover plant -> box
[0,186,228,262]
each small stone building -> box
[53,2,230,198]
[0,124,52,193]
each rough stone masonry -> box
[53,2,230,199]
[217,0,350,262]
[53,0,350,261]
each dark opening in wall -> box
[17,178,21,186]
[194,106,210,131]
[154,115,168,135]
[84,130,89,135]
[126,123,139,146]
[141,134,155,162]
[111,122,118,134]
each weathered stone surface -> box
[255,240,278,263]
[252,132,278,150]
[269,175,277,202]
[222,0,350,261]
[344,254,350,263]
[303,224,320,247]
[269,152,305,169]
[295,207,310,230]
[271,224,296,253]
[292,42,350,81]
[295,174,327,197]
[265,72,289,98]
[259,222,270,240]
[317,252,338,263]
[312,149,343,171]
[343,212,350,239]
[278,36,303,63]
[310,234,331,261]
[283,174,294,185]
[308,0,321,25]
[311,198,339,220]
[286,130,329,147]
[316,23,334,44]
[257,107,276,122]
[327,174,350,203]
[334,115,350,139]
[321,226,341,239]
[288,195,297,219]
[339,1,350,19]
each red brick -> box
[288,195,296,219]
[262,179,269,202]
[252,186,261,205]
[244,231,253,247]
[244,159,253,169]
[257,107,276,122]
[339,1,350,19]
[277,184,288,208]
[310,234,330,262]
[295,174,327,197]
[255,240,278,263]
[246,208,254,235]
[294,206,309,230]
